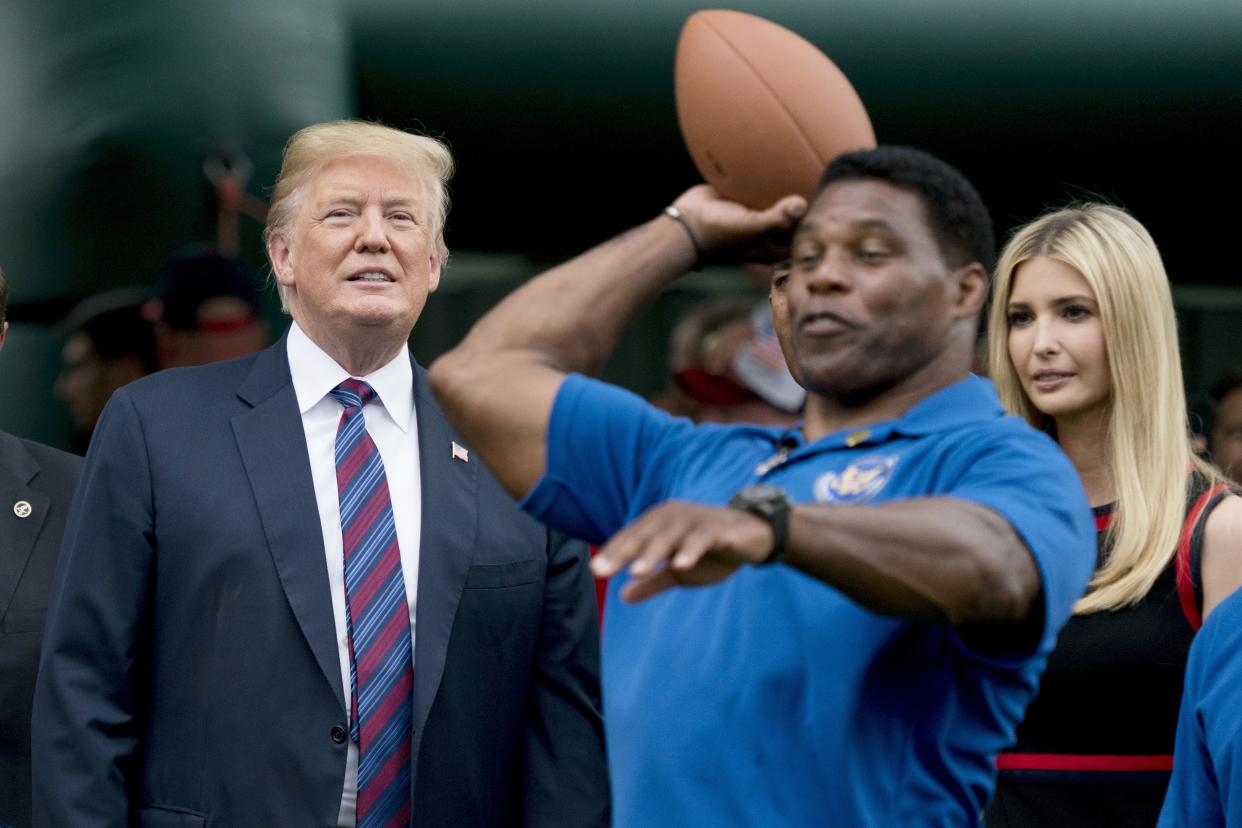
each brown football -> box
[675,10,877,208]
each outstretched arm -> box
[592,497,1040,627]
[429,186,805,499]
[585,424,1095,648]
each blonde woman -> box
[983,204,1242,827]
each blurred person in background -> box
[147,249,269,368]
[0,264,81,828]
[1208,370,1242,481]
[652,296,804,425]
[56,290,157,453]
[985,204,1242,827]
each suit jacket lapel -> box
[231,339,345,711]
[229,346,480,775]
[410,361,478,747]
[0,433,50,621]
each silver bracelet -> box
[663,205,704,271]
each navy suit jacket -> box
[0,432,80,828]
[32,339,608,827]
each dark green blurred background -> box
[3,0,1240,448]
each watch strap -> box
[728,486,791,565]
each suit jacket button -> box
[330,725,347,744]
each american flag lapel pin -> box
[451,441,469,463]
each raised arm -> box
[428,186,805,498]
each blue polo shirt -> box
[522,373,1094,826]
[1159,585,1242,828]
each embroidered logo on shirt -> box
[813,455,899,503]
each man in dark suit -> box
[0,265,82,828]
[32,121,608,827]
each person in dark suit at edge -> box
[32,120,608,828]
[0,264,82,828]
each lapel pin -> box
[13,500,32,518]
[451,441,469,463]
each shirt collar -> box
[286,321,415,432]
[891,374,1004,436]
[782,374,1005,453]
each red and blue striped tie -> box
[331,379,413,828]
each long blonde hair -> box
[988,204,1216,614]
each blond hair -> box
[988,204,1217,613]
[265,120,454,306]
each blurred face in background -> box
[667,313,801,427]
[156,296,268,369]
[55,332,146,435]
[1214,388,1242,480]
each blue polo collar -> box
[776,374,1004,454]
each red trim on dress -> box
[996,753,1173,772]
[1175,486,1225,632]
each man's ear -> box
[268,232,296,288]
[0,320,7,353]
[428,255,442,294]
[951,263,989,321]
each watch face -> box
[731,484,790,512]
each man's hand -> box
[591,501,775,603]
[672,185,807,266]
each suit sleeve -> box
[32,388,155,825]
[518,528,610,827]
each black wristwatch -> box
[728,484,793,565]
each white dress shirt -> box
[286,321,422,828]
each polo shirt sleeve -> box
[520,373,694,545]
[942,422,1096,664]
[1159,587,1242,828]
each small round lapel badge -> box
[13,500,32,518]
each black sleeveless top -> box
[984,475,1234,827]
